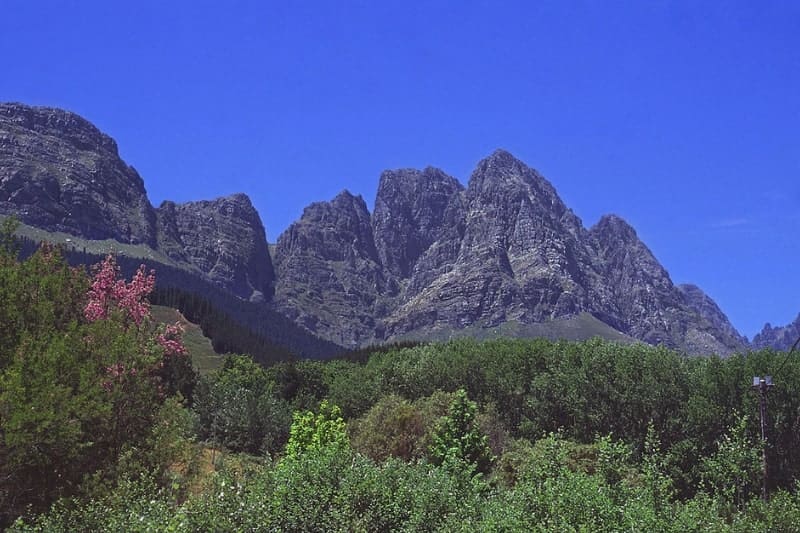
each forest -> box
[3,220,800,531]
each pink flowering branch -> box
[84,255,155,325]
[158,322,188,357]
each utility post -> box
[751,375,774,501]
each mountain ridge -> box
[270,148,747,355]
[0,102,758,355]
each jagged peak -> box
[333,188,359,201]
[478,148,528,172]
[225,192,253,203]
[332,189,369,210]
[295,189,371,223]
[468,148,555,196]
[161,192,255,209]
[591,214,639,241]
[377,166,463,195]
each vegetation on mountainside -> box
[5,217,343,361]
[5,218,800,531]
[150,305,223,375]
[0,218,197,525]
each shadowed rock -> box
[0,103,156,246]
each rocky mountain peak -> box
[587,215,746,354]
[1,102,120,155]
[469,149,535,189]
[273,190,385,347]
[330,189,368,212]
[591,214,641,247]
[1,103,756,355]
[373,166,465,278]
[677,284,748,347]
[286,189,378,264]
[0,102,156,246]
[155,193,274,302]
[752,313,800,351]
[465,149,574,238]
[468,149,555,194]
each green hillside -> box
[151,305,225,375]
[392,311,637,345]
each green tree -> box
[700,414,762,512]
[284,400,349,459]
[429,389,494,475]
[0,249,190,525]
[193,355,290,456]
[350,394,425,461]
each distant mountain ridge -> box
[0,102,770,356]
[272,149,746,355]
[752,314,800,352]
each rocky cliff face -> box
[752,314,800,351]
[155,194,274,302]
[2,102,754,355]
[0,103,157,246]
[273,191,385,346]
[588,217,745,354]
[677,284,748,348]
[0,103,274,303]
[382,150,598,337]
[273,149,748,355]
[372,167,465,281]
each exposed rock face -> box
[588,214,677,344]
[588,217,745,354]
[273,191,385,346]
[155,194,274,302]
[0,102,274,303]
[373,167,465,280]
[0,103,157,246]
[1,102,751,355]
[383,150,598,336]
[274,149,748,355]
[677,284,748,347]
[752,314,800,351]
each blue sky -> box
[2,1,798,338]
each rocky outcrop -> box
[0,103,157,246]
[0,102,275,303]
[588,216,745,354]
[1,102,751,355]
[752,314,800,351]
[382,150,598,337]
[273,191,385,347]
[373,167,465,279]
[678,284,748,347]
[274,150,747,355]
[155,194,274,302]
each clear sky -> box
[2,1,798,338]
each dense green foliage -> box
[0,226,196,526]
[428,389,494,475]
[193,355,291,456]
[6,219,800,530]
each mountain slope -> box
[156,194,274,302]
[2,102,751,355]
[0,102,338,359]
[274,150,748,355]
[752,314,800,351]
[0,102,157,246]
[273,190,385,346]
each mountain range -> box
[1,102,793,357]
